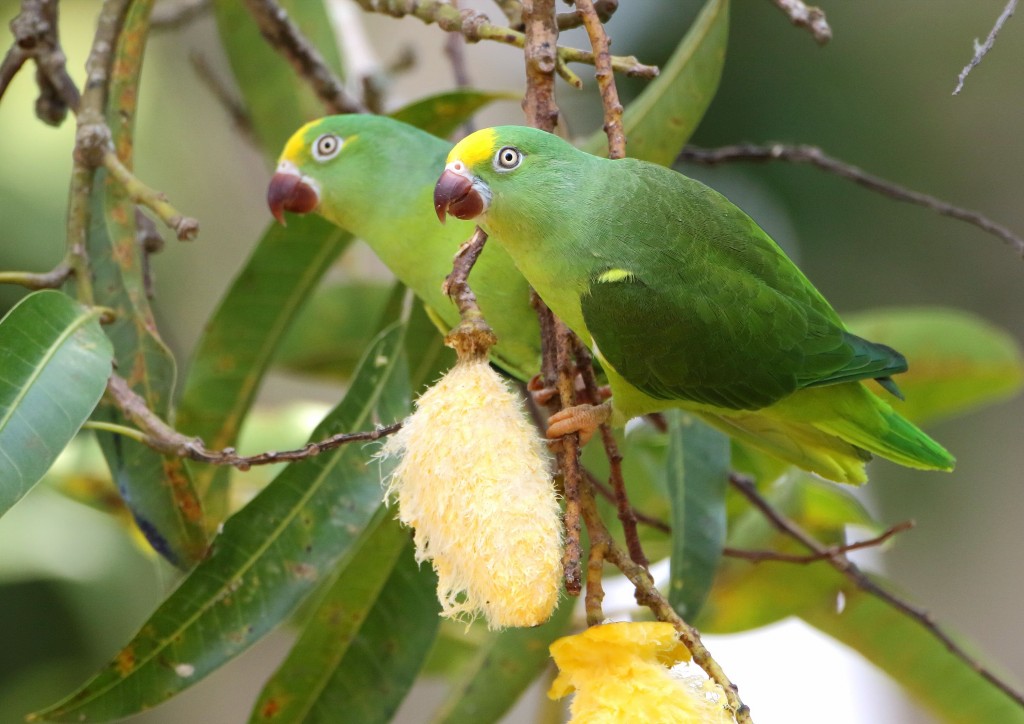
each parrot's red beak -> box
[433,168,484,224]
[267,166,319,225]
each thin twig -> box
[585,467,672,534]
[574,0,625,158]
[953,0,1017,95]
[0,261,72,289]
[103,150,199,241]
[442,227,498,360]
[557,0,616,30]
[574,341,646,567]
[681,142,1024,257]
[1,0,81,124]
[352,0,658,85]
[723,520,915,564]
[770,0,831,45]
[579,479,752,723]
[242,0,367,114]
[105,373,402,469]
[151,0,210,30]
[730,473,1024,710]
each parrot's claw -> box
[528,375,612,407]
[546,402,612,446]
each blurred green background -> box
[1,1,1021,722]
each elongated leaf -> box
[390,90,518,138]
[431,603,574,724]
[212,0,346,158]
[251,517,409,721]
[845,307,1024,425]
[0,291,112,515]
[72,1,209,568]
[278,544,438,724]
[33,323,410,722]
[665,412,729,620]
[803,584,1024,724]
[177,217,351,522]
[580,0,729,163]
[84,169,208,568]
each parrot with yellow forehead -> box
[267,114,541,379]
[433,125,954,484]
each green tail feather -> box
[696,383,954,485]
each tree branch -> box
[579,478,752,723]
[730,473,1024,710]
[953,0,1017,95]
[105,373,402,469]
[242,0,367,114]
[441,227,498,359]
[573,0,625,158]
[1,0,81,124]
[769,0,831,45]
[723,520,915,564]
[0,261,72,290]
[352,0,658,86]
[681,142,1024,257]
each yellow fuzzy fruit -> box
[549,622,736,723]
[381,357,563,628]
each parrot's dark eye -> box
[494,146,523,172]
[312,134,343,162]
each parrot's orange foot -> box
[528,375,612,407]
[546,402,612,446]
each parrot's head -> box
[434,126,578,228]
[268,114,437,228]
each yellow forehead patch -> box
[280,119,320,163]
[447,127,498,169]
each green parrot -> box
[267,114,541,380]
[433,126,955,484]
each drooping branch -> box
[681,142,1024,257]
[0,0,81,124]
[769,0,831,45]
[953,0,1017,95]
[105,373,403,469]
[352,0,658,86]
[0,261,73,289]
[573,0,625,158]
[442,227,498,359]
[242,0,367,114]
[730,473,1024,710]
[579,478,752,723]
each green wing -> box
[579,164,906,410]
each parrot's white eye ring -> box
[494,146,523,172]
[312,134,343,162]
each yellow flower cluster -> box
[549,622,736,723]
[382,357,563,628]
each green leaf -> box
[33,323,410,722]
[580,0,730,164]
[431,602,574,724]
[665,412,729,620]
[804,582,1024,724]
[250,517,423,722]
[390,89,519,138]
[212,0,346,158]
[845,306,1024,425]
[176,217,351,523]
[0,291,112,516]
[262,543,439,724]
[82,170,208,569]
